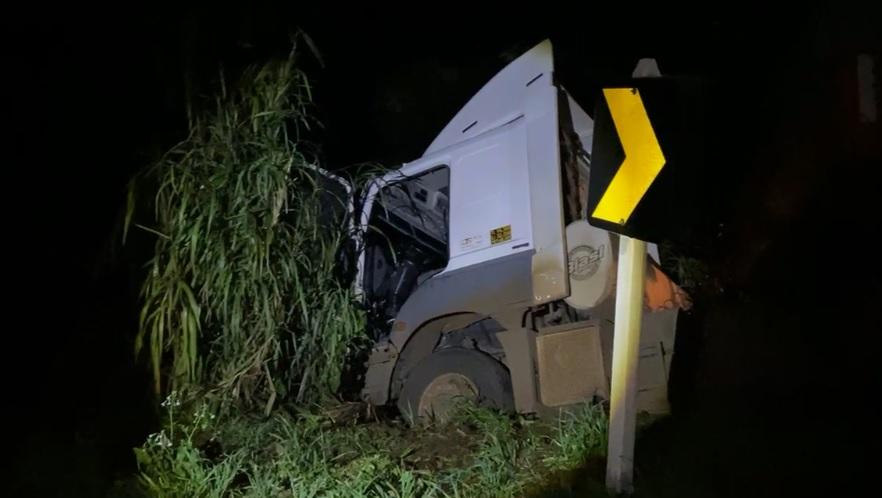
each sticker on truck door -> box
[459,234,485,252]
[490,225,512,245]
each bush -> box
[126,39,366,410]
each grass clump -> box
[133,398,609,498]
[543,403,609,471]
[126,38,366,411]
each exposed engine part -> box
[534,300,593,329]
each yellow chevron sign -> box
[591,88,666,225]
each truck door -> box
[425,40,570,306]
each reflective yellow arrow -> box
[592,88,666,225]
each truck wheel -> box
[397,348,513,424]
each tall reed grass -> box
[126,40,365,411]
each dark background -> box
[5,4,880,497]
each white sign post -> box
[603,58,661,494]
[605,235,647,494]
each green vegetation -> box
[125,39,612,498]
[133,396,609,498]
[126,39,365,411]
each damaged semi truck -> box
[327,40,689,421]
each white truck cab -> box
[336,40,687,421]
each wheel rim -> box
[418,373,478,421]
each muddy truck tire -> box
[397,348,513,424]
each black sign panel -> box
[587,77,707,243]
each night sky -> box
[6,4,881,496]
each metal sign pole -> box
[594,58,661,494]
[605,234,647,494]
